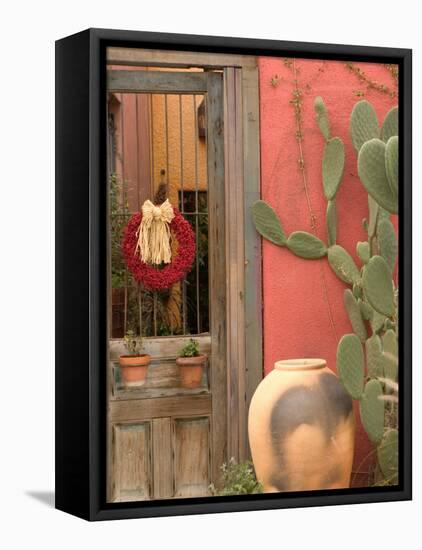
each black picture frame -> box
[55,28,412,521]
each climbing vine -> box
[345,62,398,98]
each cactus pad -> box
[357,241,370,264]
[350,100,379,152]
[337,334,364,399]
[381,106,398,142]
[326,200,337,246]
[358,138,398,214]
[383,329,398,384]
[370,308,387,333]
[365,334,384,378]
[353,283,362,300]
[359,299,373,321]
[322,138,345,200]
[385,135,398,198]
[362,255,395,317]
[252,200,286,246]
[360,379,385,444]
[286,231,327,259]
[377,429,398,484]
[378,218,398,272]
[344,289,367,342]
[328,245,361,285]
[358,139,398,214]
[314,96,331,141]
[368,195,379,238]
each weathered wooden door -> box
[107,69,226,502]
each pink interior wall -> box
[258,58,398,485]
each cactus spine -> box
[251,97,399,486]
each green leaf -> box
[314,96,331,140]
[381,106,398,142]
[337,334,365,399]
[344,289,367,342]
[362,256,395,317]
[326,200,337,247]
[286,231,327,259]
[322,138,345,200]
[252,200,286,246]
[360,379,385,444]
[378,218,397,273]
[358,139,398,214]
[350,100,379,152]
[377,429,398,483]
[328,245,361,285]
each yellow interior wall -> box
[150,93,207,206]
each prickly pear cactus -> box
[381,107,398,143]
[322,137,345,200]
[327,245,360,284]
[362,255,395,317]
[252,200,286,246]
[360,379,385,444]
[314,96,331,141]
[337,334,364,399]
[377,429,398,483]
[286,231,327,259]
[350,100,379,152]
[326,200,337,246]
[251,96,399,486]
[344,289,367,343]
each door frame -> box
[107,48,263,465]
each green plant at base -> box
[179,338,200,358]
[123,330,144,355]
[209,458,263,496]
[251,97,399,486]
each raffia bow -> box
[135,199,175,265]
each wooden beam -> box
[109,394,212,422]
[224,67,247,463]
[206,71,228,485]
[107,70,208,93]
[107,47,257,70]
[242,66,263,450]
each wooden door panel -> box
[152,418,173,499]
[112,422,152,502]
[173,417,211,498]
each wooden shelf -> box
[110,361,210,401]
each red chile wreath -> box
[122,208,196,290]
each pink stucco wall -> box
[258,58,398,484]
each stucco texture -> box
[258,57,398,485]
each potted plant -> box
[176,338,207,389]
[119,330,151,387]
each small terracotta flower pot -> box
[119,354,151,387]
[176,355,207,388]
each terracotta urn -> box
[119,354,151,387]
[248,358,355,493]
[176,355,207,389]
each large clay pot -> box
[119,354,151,387]
[248,358,355,493]
[176,355,207,388]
